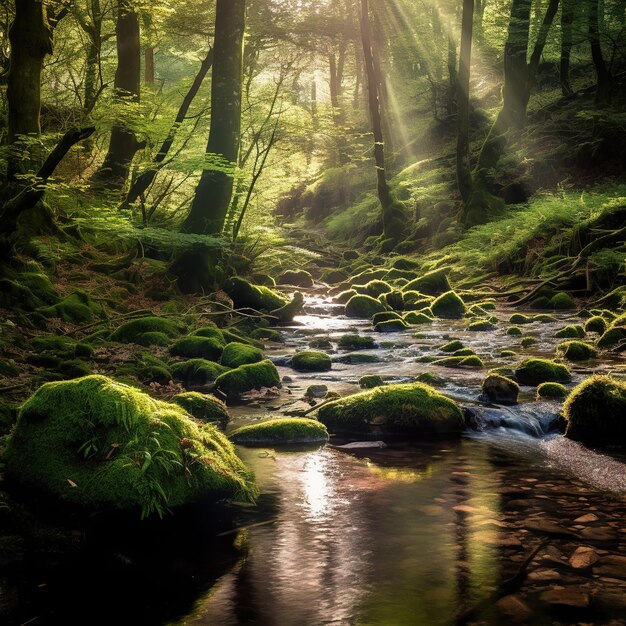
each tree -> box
[589,0,612,106]
[560,0,574,96]
[92,0,141,188]
[183,0,246,235]
[359,0,404,243]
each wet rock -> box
[580,526,619,543]
[332,441,387,449]
[496,594,532,622]
[594,555,626,579]
[574,513,599,523]
[481,374,519,404]
[569,546,599,569]
[305,384,328,399]
[528,568,561,581]
[524,520,579,539]
[539,587,590,608]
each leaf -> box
[67,479,78,488]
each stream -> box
[2,289,625,625]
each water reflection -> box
[172,442,507,626]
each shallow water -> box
[2,291,625,626]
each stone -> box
[574,513,599,523]
[569,546,599,569]
[539,587,590,608]
[305,384,328,399]
[496,594,532,623]
[594,555,626,579]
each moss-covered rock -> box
[584,316,607,335]
[338,334,376,350]
[536,382,568,399]
[356,279,392,298]
[111,317,180,343]
[481,374,519,404]
[514,358,571,386]
[171,359,229,388]
[215,360,281,399]
[521,337,537,347]
[4,376,255,517]
[170,336,224,361]
[440,340,464,353]
[403,311,433,325]
[350,268,388,285]
[500,349,517,357]
[548,292,575,309]
[506,326,522,336]
[430,291,466,319]
[359,375,384,389]
[345,294,387,318]
[190,325,226,343]
[557,340,598,361]
[374,319,409,332]
[380,290,404,310]
[509,314,533,324]
[224,277,288,311]
[277,269,313,288]
[434,355,484,368]
[372,311,402,325]
[172,391,229,424]
[317,382,464,437]
[390,256,421,270]
[416,372,445,386]
[291,351,332,372]
[533,314,558,323]
[555,325,585,339]
[40,291,104,324]
[250,327,283,342]
[135,331,171,347]
[220,342,264,369]
[403,268,451,296]
[597,326,626,349]
[468,320,496,331]
[335,289,357,304]
[230,418,328,446]
[271,291,305,323]
[563,376,626,446]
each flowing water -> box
[2,290,626,625]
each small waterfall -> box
[469,402,560,438]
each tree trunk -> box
[446,32,457,117]
[145,47,155,84]
[92,0,141,188]
[121,48,214,209]
[6,0,53,179]
[183,0,246,235]
[589,0,612,106]
[359,0,403,242]
[560,0,574,96]
[456,0,474,204]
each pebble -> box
[574,513,600,523]
[569,546,599,569]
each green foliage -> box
[4,376,255,518]
[564,376,626,447]
[317,382,464,436]
[230,418,328,446]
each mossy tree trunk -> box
[5,0,54,180]
[92,0,141,189]
[456,0,474,205]
[183,0,246,236]
[589,0,612,106]
[560,0,574,96]
[359,0,403,242]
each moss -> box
[291,351,332,372]
[317,382,464,436]
[390,256,421,270]
[430,291,466,319]
[434,355,484,368]
[345,294,387,318]
[40,291,104,324]
[506,326,522,336]
[533,314,558,323]
[403,268,451,296]
[403,311,433,325]
[452,348,476,357]
[359,375,384,389]
[597,326,626,349]
[58,359,91,379]
[170,336,224,361]
[375,319,409,332]
[349,268,388,285]
[514,358,571,386]
[335,289,357,304]
[0,272,58,311]
[111,317,180,343]
[250,328,283,342]
[481,374,519,404]
[380,290,404,311]
[468,320,496,331]
[230,418,328,446]
[563,376,626,447]
[338,334,376,350]
[403,290,433,306]
[172,392,229,424]
[277,269,313,288]
[500,349,517,357]
[578,309,593,319]
[356,279,392,298]
[171,359,229,387]
[224,277,288,311]
[220,342,264,369]
[337,353,381,364]
[416,372,445,386]
[555,325,585,339]
[509,314,533,325]
[584,316,607,334]
[557,340,598,361]
[383,268,418,282]
[0,359,19,377]
[4,376,255,517]
[529,296,551,309]
[191,325,226,344]
[271,291,305,323]
[135,331,171,347]
[521,337,537,347]
[372,311,402,325]
[250,273,276,287]
[548,292,575,309]
[536,382,568,399]
[215,360,281,399]
[440,340,464,352]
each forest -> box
[0,0,625,624]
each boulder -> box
[481,374,519,404]
[514,358,571,386]
[230,418,328,446]
[215,360,281,399]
